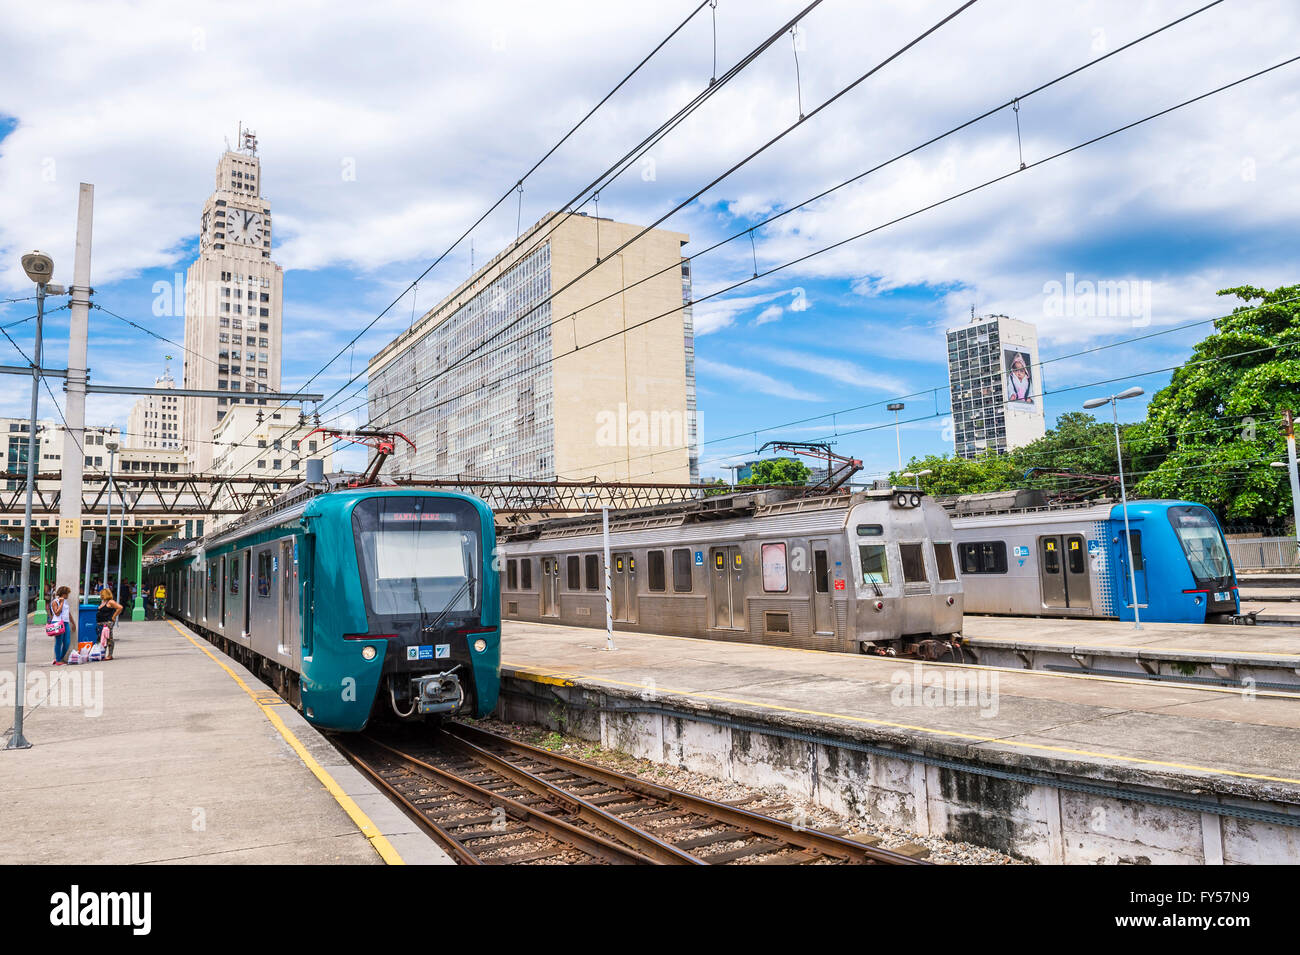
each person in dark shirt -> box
[96,587,122,661]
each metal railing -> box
[1228,537,1300,572]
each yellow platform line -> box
[500,658,1300,787]
[167,619,403,865]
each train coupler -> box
[412,666,465,715]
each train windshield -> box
[352,497,480,619]
[1167,505,1232,583]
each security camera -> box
[21,251,54,284]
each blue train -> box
[947,497,1239,623]
[148,487,500,731]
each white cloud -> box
[695,357,823,402]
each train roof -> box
[949,497,1220,527]
[498,485,931,543]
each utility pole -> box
[1281,411,1300,547]
[55,184,94,601]
[601,505,615,651]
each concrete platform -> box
[960,615,1300,687]
[498,620,1300,863]
[0,617,452,865]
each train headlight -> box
[473,638,487,653]
[361,645,377,661]
[894,492,909,508]
[909,493,922,508]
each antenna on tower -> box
[970,304,976,323]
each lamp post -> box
[102,440,118,593]
[888,403,905,473]
[901,469,933,490]
[1083,386,1145,629]
[579,491,615,651]
[7,251,57,751]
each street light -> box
[1083,386,1145,629]
[7,251,54,751]
[578,491,615,651]
[103,440,118,593]
[888,402,905,472]
[901,469,933,489]
[1272,460,1300,547]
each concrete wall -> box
[498,675,1300,864]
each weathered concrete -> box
[498,620,1300,864]
[961,614,1300,687]
[0,617,451,864]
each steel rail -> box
[448,722,929,865]
[359,735,655,865]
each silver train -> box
[946,492,1239,624]
[499,486,963,653]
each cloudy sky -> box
[0,0,1295,478]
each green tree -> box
[739,457,812,486]
[1133,283,1300,522]
[889,451,1020,494]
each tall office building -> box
[181,131,284,472]
[946,313,1046,458]
[126,363,180,450]
[367,212,699,484]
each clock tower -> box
[181,130,284,472]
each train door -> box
[219,555,227,628]
[811,538,835,635]
[541,558,561,617]
[710,545,745,630]
[280,539,296,657]
[612,553,636,623]
[1038,534,1092,610]
[1117,527,1149,612]
[242,549,252,637]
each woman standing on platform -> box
[48,586,73,666]
[97,587,122,661]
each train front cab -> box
[1108,501,1238,624]
[849,492,963,649]
[299,490,500,732]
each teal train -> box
[147,487,500,731]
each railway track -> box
[335,723,929,865]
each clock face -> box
[226,209,265,245]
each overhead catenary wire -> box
[340,58,1300,477]
[223,0,824,486]
[324,0,1228,430]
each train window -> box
[257,552,272,597]
[933,542,957,581]
[900,543,927,583]
[1067,536,1086,575]
[859,545,889,586]
[856,524,884,537]
[814,550,830,594]
[229,556,240,593]
[520,558,533,590]
[761,542,788,593]
[959,541,1007,574]
[209,566,217,592]
[567,555,580,590]
[1041,539,1061,575]
[585,554,599,591]
[507,559,518,590]
[672,549,693,593]
[647,551,666,592]
[1128,531,1144,570]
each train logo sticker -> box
[695,551,703,566]
[833,579,846,591]
[1013,544,1029,566]
[1087,539,1101,556]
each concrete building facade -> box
[366,212,699,484]
[181,135,284,473]
[126,366,181,450]
[208,405,332,524]
[946,313,1047,458]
